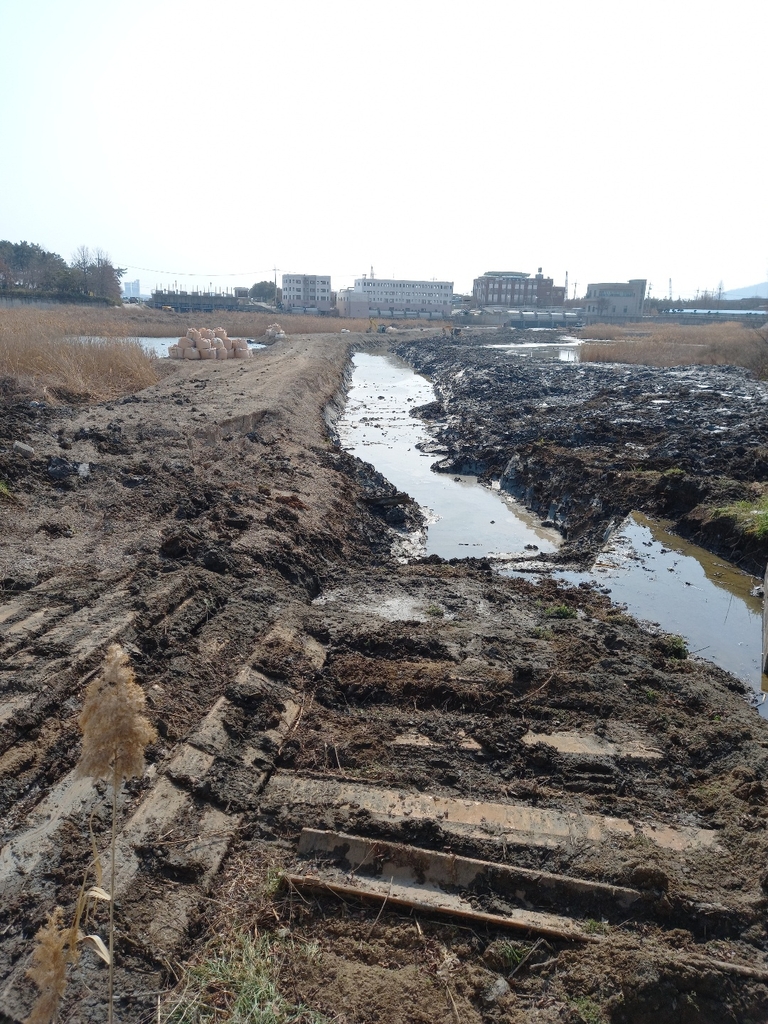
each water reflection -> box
[553,512,767,716]
[337,352,561,559]
[484,340,581,362]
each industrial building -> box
[584,280,647,317]
[472,269,565,308]
[337,273,453,318]
[281,274,332,312]
[148,288,250,313]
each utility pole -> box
[273,266,279,307]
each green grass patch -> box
[712,495,768,539]
[571,995,606,1023]
[161,932,330,1024]
[483,939,535,971]
[544,604,577,620]
[0,481,12,502]
[656,634,688,660]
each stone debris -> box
[168,327,252,361]
[12,441,34,457]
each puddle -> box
[484,340,582,362]
[337,352,561,559]
[541,512,767,717]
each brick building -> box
[472,269,564,308]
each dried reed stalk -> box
[75,643,157,1024]
[580,321,768,376]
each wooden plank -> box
[297,828,643,913]
[284,873,595,943]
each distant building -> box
[472,269,564,308]
[281,273,332,312]
[122,279,140,298]
[337,274,453,318]
[148,289,251,312]
[584,280,646,316]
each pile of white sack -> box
[168,328,251,360]
[264,323,286,340]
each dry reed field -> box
[0,309,159,402]
[580,320,768,377]
[1,304,445,340]
[0,306,446,401]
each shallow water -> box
[337,352,561,559]
[76,336,265,356]
[484,340,582,362]
[550,513,767,716]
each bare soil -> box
[1,331,767,1024]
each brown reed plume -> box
[24,909,71,1024]
[76,644,157,782]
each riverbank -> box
[1,332,768,1024]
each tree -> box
[0,240,70,291]
[249,280,276,302]
[69,246,124,301]
[71,245,92,294]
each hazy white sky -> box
[1,0,766,299]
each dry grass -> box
[2,304,445,339]
[579,321,768,377]
[0,306,445,400]
[0,309,159,401]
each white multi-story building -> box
[281,273,332,312]
[337,274,453,318]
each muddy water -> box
[337,352,561,559]
[553,513,768,717]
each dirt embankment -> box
[1,332,768,1024]
[396,331,768,574]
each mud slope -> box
[396,331,768,573]
[1,332,768,1024]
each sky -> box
[1,0,766,300]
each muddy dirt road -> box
[1,332,768,1024]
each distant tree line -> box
[0,241,125,303]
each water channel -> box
[338,347,768,715]
[337,351,561,560]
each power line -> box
[122,264,277,277]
